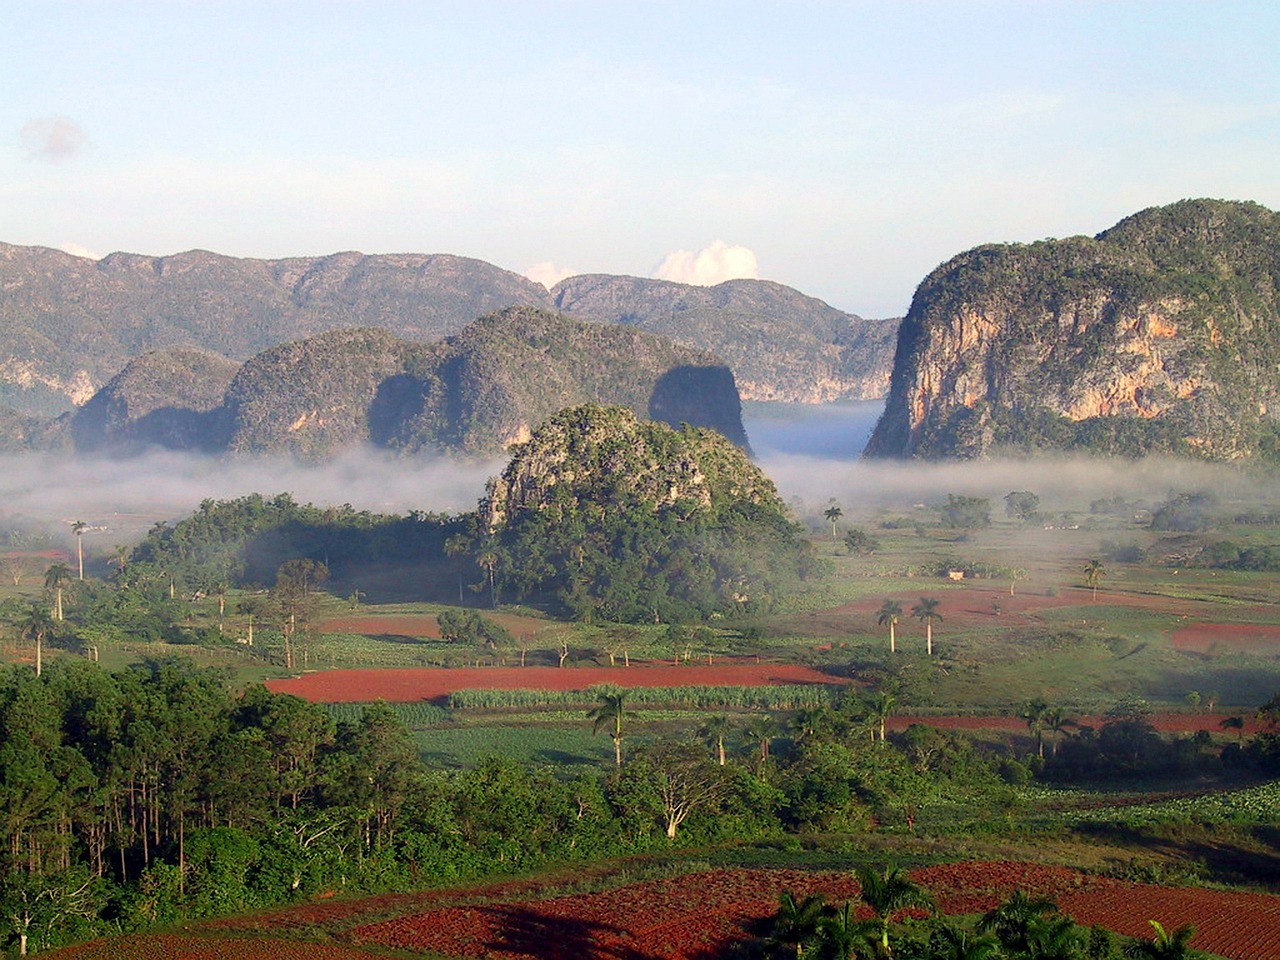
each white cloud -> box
[20,116,89,161]
[653,240,759,286]
[524,261,578,289]
[59,242,101,260]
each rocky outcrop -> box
[480,404,780,530]
[551,275,898,403]
[866,199,1280,460]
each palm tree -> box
[70,520,88,579]
[930,922,1001,960]
[1044,706,1075,757]
[1125,920,1200,959]
[476,549,499,608]
[865,691,897,744]
[856,864,934,956]
[19,603,54,677]
[1020,697,1050,759]
[743,714,780,772]
[1084,558,1105,600]
[824,504,843,539]
[587,690,628,766]
[816,900,865,960]
[44,562,72,621]
[877,599,903,654]
[700,713,732,766]
[978,890,1060,956]
[911,597,942,656]
[770,889,827,959]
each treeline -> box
[0,659,1010,953]
[125,493,468,602]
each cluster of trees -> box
[758,877,1197,960]
[0,659,1026,953]
[1,654,1271,954]
[126,493,466,602]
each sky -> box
[3,1,1278,318]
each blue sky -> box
[3,1,1277,317]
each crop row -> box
[447,683,833,711]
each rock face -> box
[866,199,1280,460]
[69,308,750,459]
[552,275,898,403]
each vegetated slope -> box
[474,404,817,621]
[865,198,1280,460]
[70,308,748,458]
[0,243,552,413]
[69,349,240,453]
[552,274,899,402]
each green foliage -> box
[447,684,834,711]
[468,405,818,622]
[939,494,992,529]
[126,492,466,599]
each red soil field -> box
[801,583,1280,639]
[265,662,844,703]
[46,933,403,960]
[1172,621,1280,655]
[333,862,1280,960]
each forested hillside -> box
[63,309,749,458]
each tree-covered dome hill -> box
[469,404,820,622]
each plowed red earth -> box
[1171,622,1280,655]
[45,933,401,959]
[331,862,1280,960]
[802,583,1280,641]
[265,662,843,702]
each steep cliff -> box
[551,275,898,402]
[865,199,1280,460]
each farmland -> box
[9,465,1280,959]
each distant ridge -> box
[65,308,750,459]
[552,274,897,403]
[0,243,896,414]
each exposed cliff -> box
[865,199,1280,460]
[552,275,898,403]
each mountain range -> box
[0,242,896,416]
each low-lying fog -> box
[0,401,1276,550]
